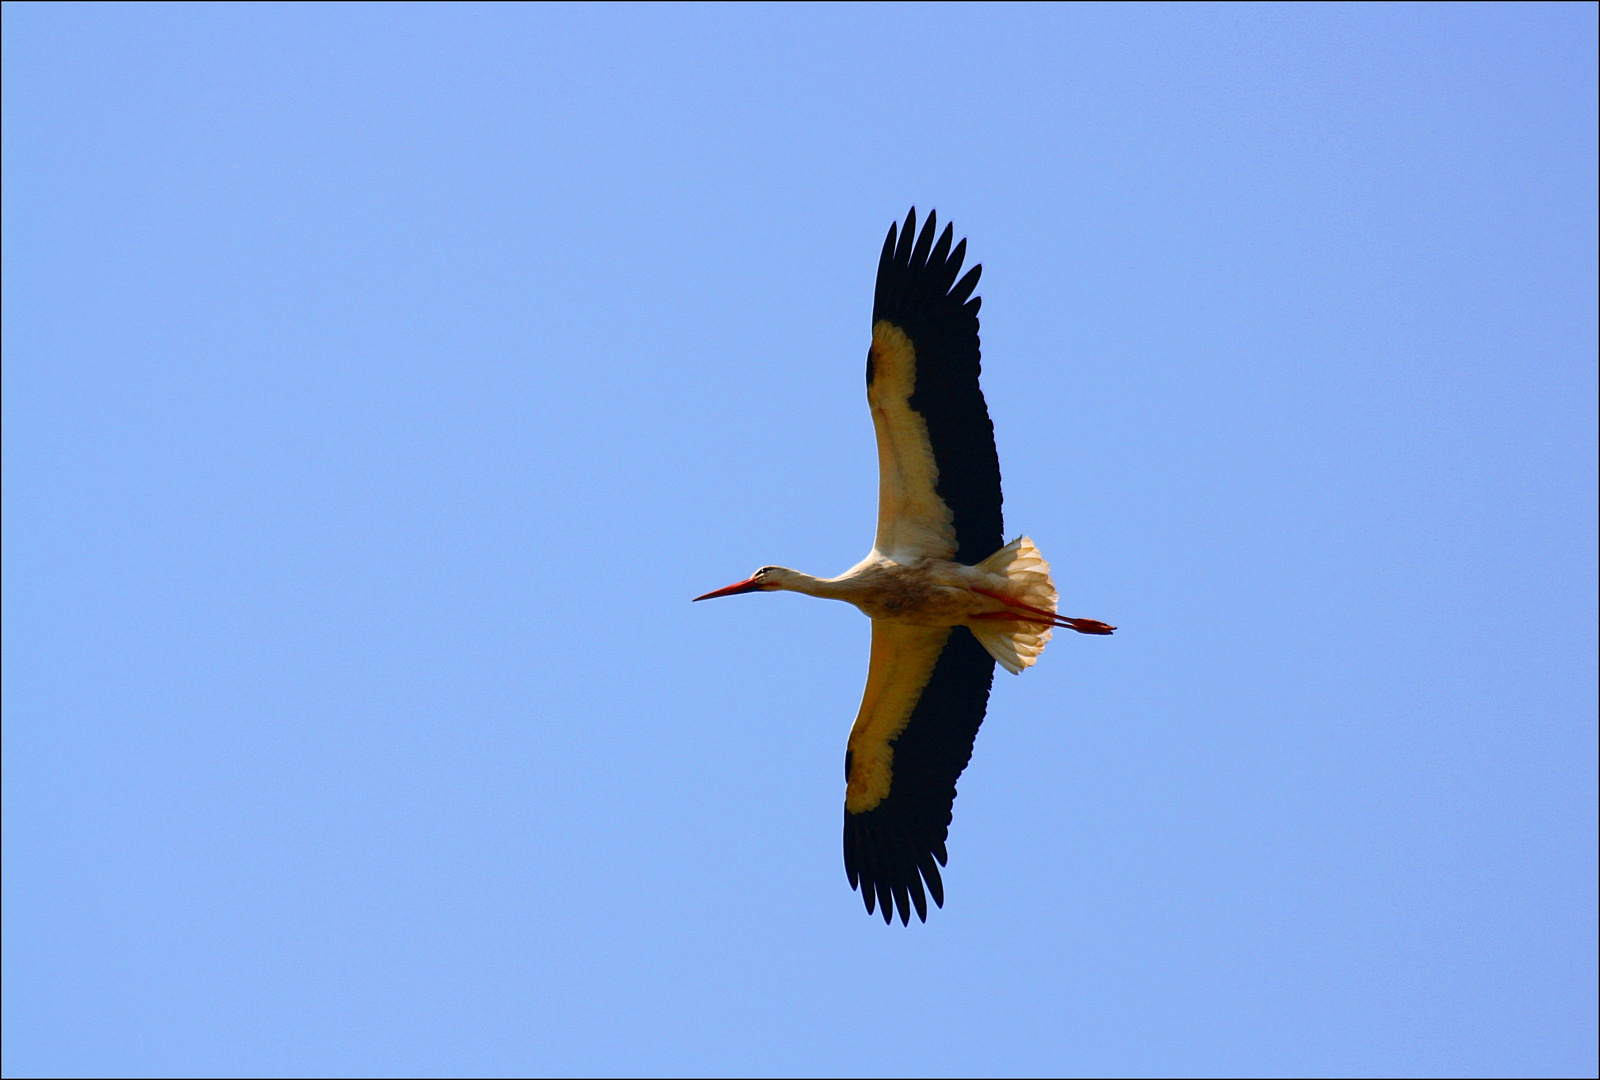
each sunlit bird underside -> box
[696,209,1114,924]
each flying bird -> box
[695,209,1114,925]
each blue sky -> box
[3,4,1595,1076]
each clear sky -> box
[3,4,1596,1077]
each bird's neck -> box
[775,570,857,603]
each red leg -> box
[971,587,1116,635]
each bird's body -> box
[697,209,1112,924]
[739,556,1028,628]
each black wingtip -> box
[891,880,911,926]
[929,223,954,279]
[895,208,917,267]
[910,210,937,272]
[950,263,983,306]
[916,849,945,909]
[908,869,929,922]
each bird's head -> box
[693,566,790,601]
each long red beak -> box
[693,576,764,601]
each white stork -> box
[696,209,1114,925]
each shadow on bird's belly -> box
[850,562,986,626]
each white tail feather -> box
[969,536,1058,675]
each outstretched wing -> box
[844,621,996,924]
[867,208,1002,565]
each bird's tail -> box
[968,536,1059,675]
